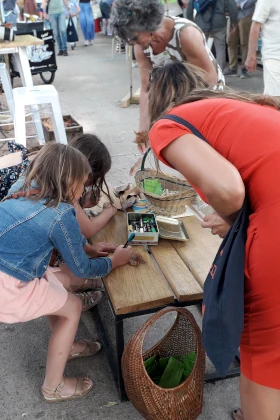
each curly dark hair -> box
[110,0,165,42]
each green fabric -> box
[49,0,64,15]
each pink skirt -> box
[0,267,68,323]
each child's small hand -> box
[103,202,118,216]
[85,242,117,257]
[110,245,133,268]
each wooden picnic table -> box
[90,211,222,400]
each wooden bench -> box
[91,211,222,399]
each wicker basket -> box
[122,307,205,420]
[135,148,197,217]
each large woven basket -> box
[122,307,205,420]
[135,148,197,217]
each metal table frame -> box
[90,290,240,401]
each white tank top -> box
[144,16,225,87]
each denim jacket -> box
[0,179,112,282]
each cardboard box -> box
[127,212,159,245]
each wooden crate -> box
[41,115,83,143]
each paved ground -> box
[0,30,264,420]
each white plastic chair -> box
[0,63,14,119]
[13,85,67,147]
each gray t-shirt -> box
[48,0,64,15]
[3,0,16,12]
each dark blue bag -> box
[161,114,249,376]
[67,17,79,43]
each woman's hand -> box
[85,242,117,258]
[103,202,119,216]
[201,213,231,238]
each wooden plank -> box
[120,92,131,108]
[0,35,43,49]
[150,239,203,302]
[130,87,140,104]
[91,212,174,315]
[171,216,221,289]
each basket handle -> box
[135,306,202,351]
[141,147,160,172]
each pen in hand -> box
[123,233,135,248]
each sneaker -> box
[223,68,238,76]
[240,68,249,79]
[84,40,89,46]
[63,50,68,56]
[89,40,93,45]
[57,50,63,56]
[132,61,138,68]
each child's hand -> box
[110,245,133,268]
[85,242,117,257]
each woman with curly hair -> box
[111,0,224,154]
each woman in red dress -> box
[147,61,280,420]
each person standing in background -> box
[64,0,80,50]
[79,0,94,46]
[245,0,280,96]
[43,0,70,56]
[224,0,256,79]
[99,0,113,36]
[187,0,238,72]
[3,0,18,27]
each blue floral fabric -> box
[0,142,30,200]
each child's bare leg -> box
[42,293,91,395]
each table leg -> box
[13,48,45,144]
[115,317,127,401]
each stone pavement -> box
[0,31,264,420]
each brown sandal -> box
[42,377,93,403]
[74,290,103,311]
[73,278,104,292]
[232,409,243,420]
[68,339,102,361]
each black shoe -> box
[63,50,68,56]
[240,68,249,79]
[57,50,63,56]
[223,68,238,76]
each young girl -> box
[0,143,132,402]
[64,0,80,50]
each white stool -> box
[0,63,14,119]
[112,36,129,60]
[13,85,67,147]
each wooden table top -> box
[91,212,221,315]
[0,34,43,49]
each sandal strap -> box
[74,378,86,396]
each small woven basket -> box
[135,148,197,217]
[122,307,205,420]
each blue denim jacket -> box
[0,179,112,282]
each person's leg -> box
[58,12,67,51]
[4,11,18,28]
[49,14,62,52]
[239,13,253,78]
[239,373,280,420]
[79,3,87,41]
[42,292,91,396]
[263,59,280,97]
[213,28,226,71]
[85,2,94,41]
[226,17,239,73]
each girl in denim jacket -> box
[0,143,132,402]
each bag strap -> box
[3,188,40,201]
[161,114,208,143]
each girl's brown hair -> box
[70,134,112,206]
[148,61,280,124]
[21,142,91,207]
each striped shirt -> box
[144,16,225,87]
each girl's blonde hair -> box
[20,142,91,207]
[148,61,280,124]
